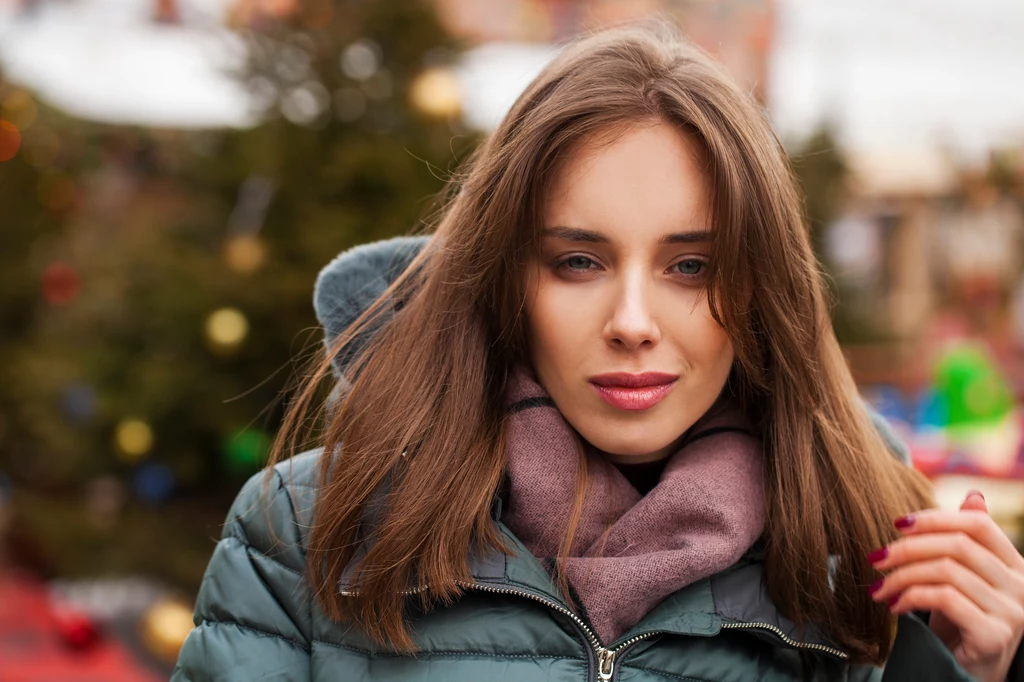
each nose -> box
[603,270,660,351]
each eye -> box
[673,258,706,277]
[559,255,597,272]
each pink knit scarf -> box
[500,366,766,644]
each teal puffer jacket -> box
[172,448,975,682]
[171,237,978,681]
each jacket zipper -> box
[341,583,848,679]
[344,580,618,680]
[459,581,610,681]
[720,621,848,659]
[439,582,680,681]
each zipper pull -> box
[597,647,616,681]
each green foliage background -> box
[0,0,475,589]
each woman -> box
[172,20,1024,682]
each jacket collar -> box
[427,484,845,655]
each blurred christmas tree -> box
[790,126,891,344]
[0,0,474,587]
[791,126,848,259]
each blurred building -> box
[435,0,774,102]
[838,148,1024,389]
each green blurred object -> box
[934,344,1014,433]
[223,428,272,475]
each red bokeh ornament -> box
[42,262,81,306]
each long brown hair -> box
[267,18,933,662]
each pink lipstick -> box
[589,372,678,411]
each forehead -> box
[543,121,711,238]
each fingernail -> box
[894,515,916,529]
[967,489,985,502]
[887,594,900,609]
[867,547,889,564]
[868,578,884,595]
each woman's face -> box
[525,121,735,463]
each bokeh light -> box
[409,67,461,119]
[84,475,125,528]
[0,120,21,162]
[140,598,195,664]
[340,39,381,81]
[223,428,272,474]
[224,234,266,274]
[1,90,38,131]
[114,418,154,462]
[133,462,175,506]
[61,382,97,423]
[280,81,330,126]
[42,262,80,305]
[205,307,249,353]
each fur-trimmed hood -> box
[313,235,428,378]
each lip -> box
[589,372,679,411]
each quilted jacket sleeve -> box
[171,467,314,682]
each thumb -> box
[960,489,988,513]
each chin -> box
[583,430,678,459]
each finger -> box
[869,532,1014,590]
[889,585,1010,657]
[960,490,988,514]
[891,508,1024,572]
[869,557,1009,617]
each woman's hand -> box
[867,491,1024,682]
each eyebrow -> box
[541,226,711,245]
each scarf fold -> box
[500,366,766,644]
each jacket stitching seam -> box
[221,533,305,577]
[197,619,311,653]
[624,665,711,682]
[271,467,316,658]
[311,639,584,661]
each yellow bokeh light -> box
[2,90,38,131]
[224,235,266,274]
[115,418,154,461]
[409,67,461,119]
[140,599,195,664]
[205,307,249,353]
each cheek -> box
[670,304,734,370]
[525,276,596,372]
[526,284,569,364]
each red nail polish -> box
[894,515,915,529]
[867,547,889,564]
[887,595,900,608]
[868,578,884,595]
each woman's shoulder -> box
[221,448,323,573]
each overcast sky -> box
[770,0,1024,161]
